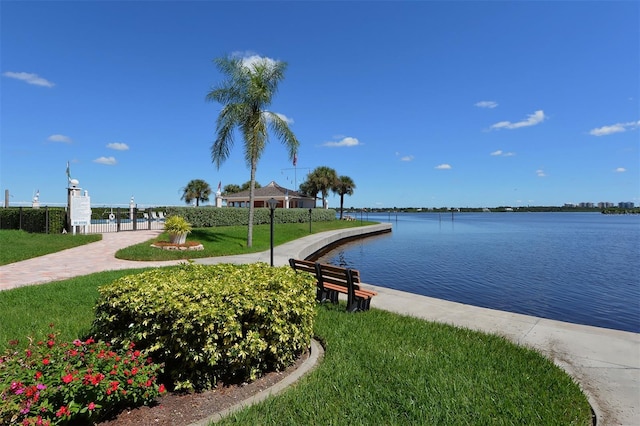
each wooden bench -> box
[289,258,378,312]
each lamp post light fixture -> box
[267,198,278,266]
[308,208,312,234]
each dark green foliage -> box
[90,263,317,391]
[0,207,67,233]
[163,207,336,228]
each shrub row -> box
[90,263,317,391]
[0,207,66,233]
[163,207,336,228]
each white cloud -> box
[3,71,55,87]
[47,134,72,143]
[107,142,129,151]
[536,169,546,177]
[475,101,498,109]
[589,120,640,136]
[490,110,546,130]
[322,136,361,147]
[94,156,117,165]
[400,155,414,162]
[275,112,294,124]
[491,150,515,157]
[232,52,278,71]
[615,167,627,173]
[435,164,451,170]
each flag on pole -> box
[293,152,297,167]
[217,181,222,191]
[66,161,71,181]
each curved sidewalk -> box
[0,224,638,425]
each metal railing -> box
[83,207,166,234]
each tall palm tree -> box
[302,166,337,209]
[207,55,299,247]
[181,179,212,206]
[332,175,356,219]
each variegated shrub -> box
[91,262,316,391]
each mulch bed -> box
[95,350,309,426]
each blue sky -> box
[2,1,638,209]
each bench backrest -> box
[314,262,361,290]
[288,258,318,277]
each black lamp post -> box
[267,198,278,266]
[308,208,312,233]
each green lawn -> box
[0,270,593,425]
[115,220,378,261]
[0,230,101,265]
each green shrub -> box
[164,207,336,227]
[163,215,192,234]
[90,263,317,391]
[0,207,66,233]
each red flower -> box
[88,402,96,411]
[56,405,69,418]
[42,358,50,365]
[62,373,74,384]
[47,340,55,348]
[91,373,105,385]
[34,371,43,380]
[158,384,166,393]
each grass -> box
[116,220,378,261]
[0,268,151,348]
[0,270,593,425]
[0,230,101,265]
[217,304,592,425]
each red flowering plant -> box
[0,325,166,425]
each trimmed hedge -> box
[0,207,66,233]
[90,263,317,391]
[163,207,336,228]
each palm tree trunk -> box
[339,194,344,219]
[247,160,257,247]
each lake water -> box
[316,212,640,333]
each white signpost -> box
[67,178,92,234]
[70,193,91,227]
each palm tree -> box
[332,175,356,219]
[181,179,212,206]
[299,180,320,207]
[223,184,242,194]
[207,55,299,247]
[301,166,338,209]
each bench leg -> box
[317,287,339,304]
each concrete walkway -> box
[0,224,638,425]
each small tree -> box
[301,166,337,209]
[181,179,212,206]
[332,175,356,219]
[223,184,242,194]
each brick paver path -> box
[0,230,182,291]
